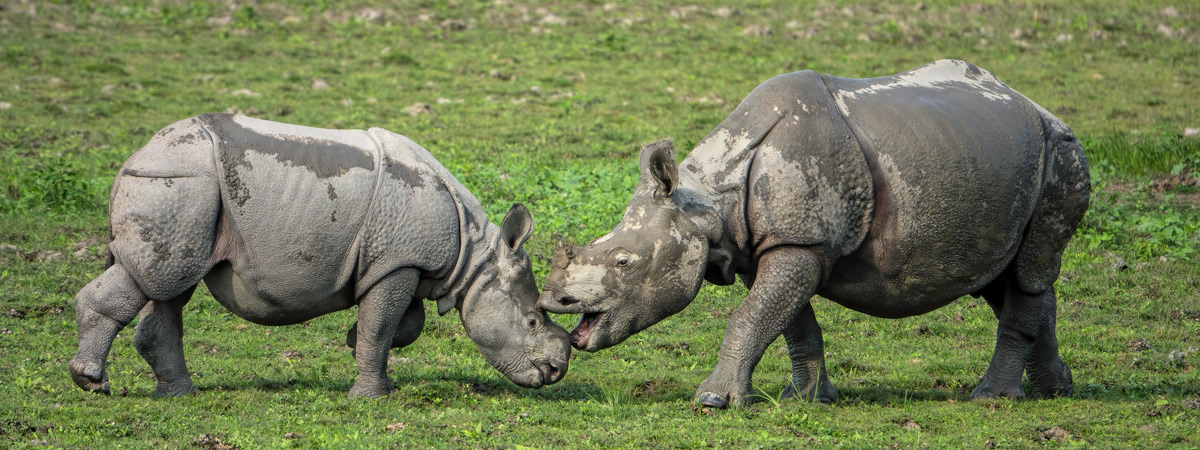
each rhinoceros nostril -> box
[558,296,580,306]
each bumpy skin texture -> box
[539,60,1090,407]
[70,114,569,398]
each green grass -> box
[2,0,1199,448]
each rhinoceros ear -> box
[500,203,534,251]
[639,138,678,198]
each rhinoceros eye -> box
[615,256,629,267]
[524,313,540,330]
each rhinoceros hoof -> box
[68,359,111,394]
[348,383,393,399]
[970,381,1026,400]
[696,391,729,409]
[154,381,199,397]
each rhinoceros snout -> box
[534,359,565,386]
[537,291,582,313]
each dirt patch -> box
[1039,426,1069,441]
[194,434,238,449]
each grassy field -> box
[2,0,1199,448]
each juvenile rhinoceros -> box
[69,113,570,398]
[538,60,1090,407]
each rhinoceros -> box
[538,59,1090,407]
[69,113,570,398]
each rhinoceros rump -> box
[539,60,1089,407]
[69,114,569,398]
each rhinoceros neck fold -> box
[678,127,760,257]
[424,170,496,316]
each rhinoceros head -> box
[460,204,570,388]
[538,140,710,351]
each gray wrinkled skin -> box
[69,114,569,398]
[539,60,1090,408]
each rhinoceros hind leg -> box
[1024,286,1073,398]
[779,304,837,404]
[345,299,425,358]
[347,269,419,398]
[134,286,199,397]
[70,264,150,394]
[695,247,822,408]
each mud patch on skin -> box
[327,184,338,200]
[382,155,427,188]
[198,113,375,199]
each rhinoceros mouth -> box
[570,311,605,349]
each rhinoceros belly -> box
[816,60,1045,317]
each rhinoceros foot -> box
[694,378,756,409]
[1028,361,1074,399]
[970,379,1026,400]
[69,359,110,394]
[154,380,199,397]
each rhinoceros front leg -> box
[70,264,150,394]
[133,286,198,397]
[345,298,426,356]
[778,304,838,404]
[696,247,822,408]
[348,268,419,398]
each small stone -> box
[1167,350,1187,362]
[899,419,921,430]
[341,98,353,106]
[1040,426,1068,441]
[540,13,567,26]
[0,243,17,253]
[356,8,383,23]
[489,69,512,81]
[386,422,406,433]
[40,252,63,262]
[284,432,300,439]
[528,86,542,96]
[310,78,329,90]
[1156,24,1174,37]
[713,7,736,18]
[1184,128,1200,137]
[1126,338,1152,352]
[0,102,11,109]
[404,103,432,116]
[1161,7,1179,17]
[742,24,771,37]
[440,19,469,31]
[230,88,260,97]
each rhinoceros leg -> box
[1024,287,1073,398]
[133,286,198,397]
[696,247,822,408]
[974,273,1070,400]
[69,264,150,394]
[347,268,419,398]
[778,304,838,403]
[345,298,426,355]
[974,131,1085,400]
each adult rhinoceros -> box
[538,60,1090,408]
[69,113,570,398]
